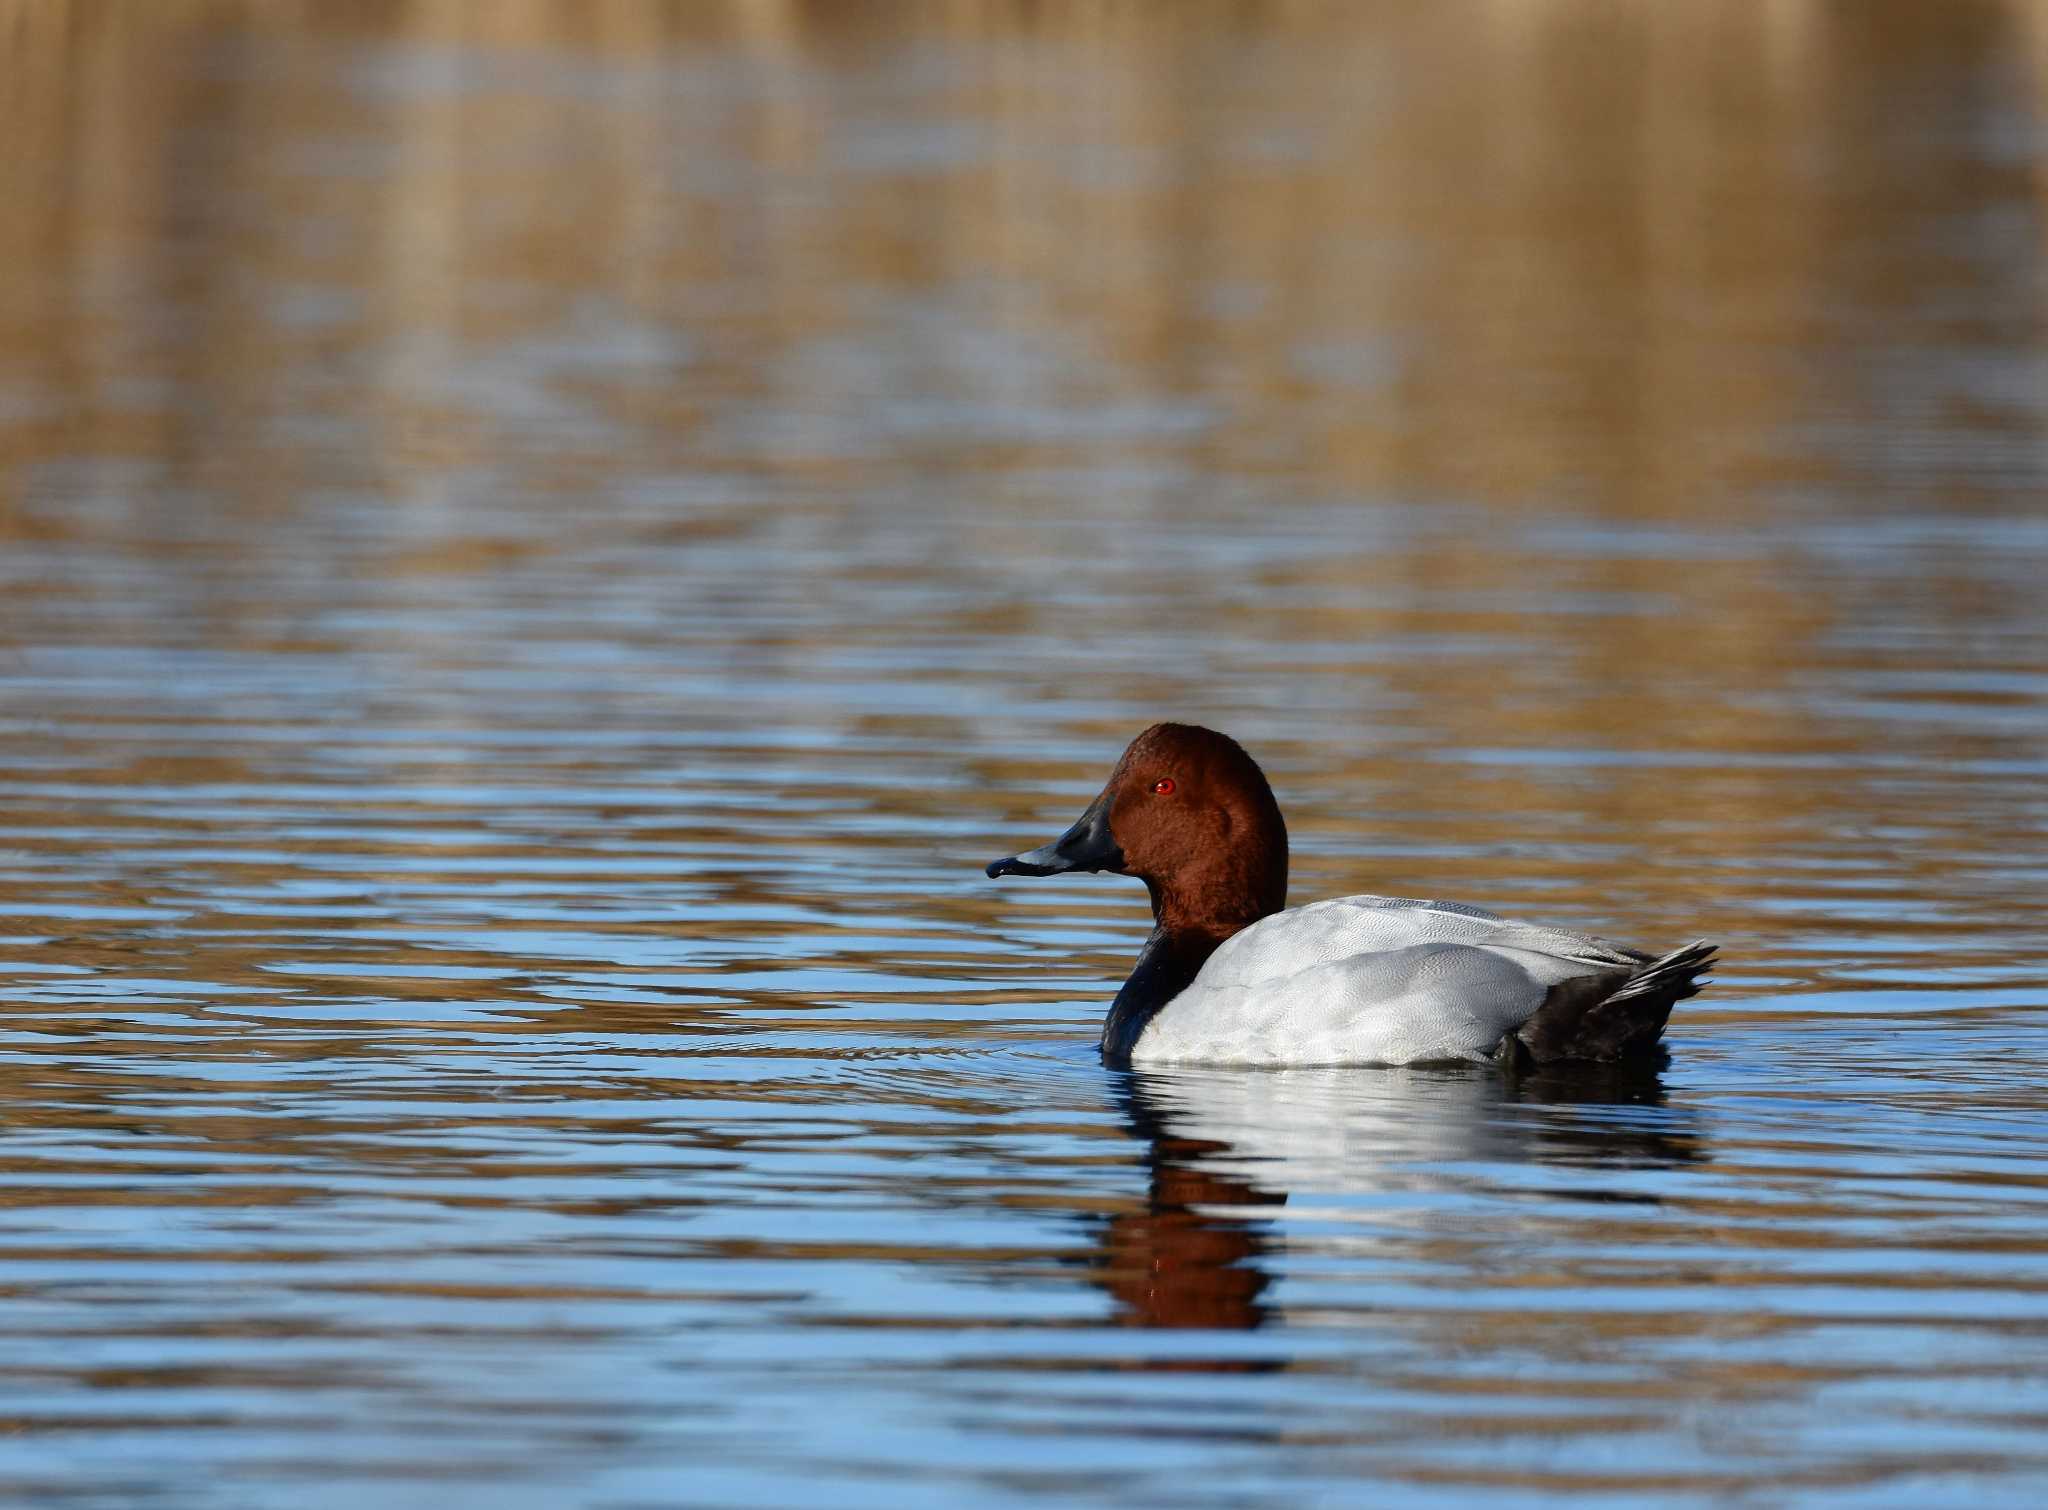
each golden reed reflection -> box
[5,1,2046,507]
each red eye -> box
[1152,777,1176,796]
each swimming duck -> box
[985,723,1716,1068]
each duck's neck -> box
[1101,835,1288,1067]
[1100,909,1269,1068]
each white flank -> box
[1129,895,1639,1067]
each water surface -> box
[2,4,2047,1506]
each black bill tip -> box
[986,854,1059,879]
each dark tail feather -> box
[1515,940,1717,1065]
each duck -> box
[985,723,1716,1068]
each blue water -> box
[1,5,2046,1506]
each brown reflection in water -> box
[1092,1085,1288,1336]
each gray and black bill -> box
[985,789,1123,878]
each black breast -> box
[1099,928,1222,1067]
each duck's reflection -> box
[1087,1060,1702,1332]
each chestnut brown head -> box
[986,724,1288,935]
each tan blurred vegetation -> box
[5,0,2046,504]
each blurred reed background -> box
[0,3,2045,1507]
